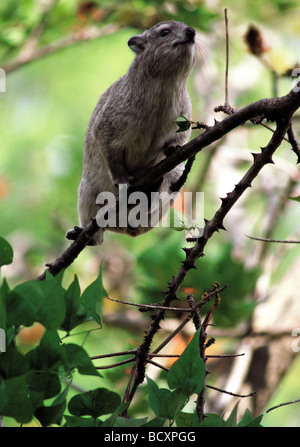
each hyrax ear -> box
[128,34,146,54]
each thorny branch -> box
[33,76,300,420]
[119,104,300,418]
[4,6,300,424]
[37,79,300,281]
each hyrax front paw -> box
[66,226,83,240]
[164,145,181,157]
[66,225,99,246]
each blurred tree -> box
[1,0,300,427]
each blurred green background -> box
[1,0,300,427]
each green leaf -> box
[81,264,106,326]
[27,369,61,400]
[237,408,263,427]
[0,236,13,267]
[34,387,68,427]
[159,388,189,420]
[63,343,101,377]
[167,328,206,395]
[224,402,238,427]
[169,208,186,231]
[289,196,300,203]
[147,376,171,417]
[142,417,166,427]
[0,375,33,423]
[6,274,66,329]
[175,411,195,427]
[0,342,29,379]
[112,416,148,427]
[200,413,225,427]
[101,402,129,427]
[174,114,191,133]
[60,275,86,332]
[27,329,65,371]
[68,388,121,419]
[64,415,101,427]
[26,330,64,399]
[0,279,10,330]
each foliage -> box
[0,237,105,425]
[1,0,300,429]
[0,243,264,426]
[0,0,217,65]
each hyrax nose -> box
[185,27,196,42]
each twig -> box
[246,235,300,244]
[121,288,222,415]
[266,398,300,413]
[187,294,202,330]
[260,121,290,143]
[90,348,138,360]
[146,359,169,372]
[95,357,135,370]
[195,283,221,423]
[206,353,245,359]
[207,384,256,398]
[3,24,120,73]
[150,285,227,357]
[106,295,192,312]
[287,124,300,162]
[224,8,230,108]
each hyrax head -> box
[128,21,196,77]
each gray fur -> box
[76,21,196,245]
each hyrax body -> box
[68,21,196,245]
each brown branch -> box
[146,359,169,372]
[121,114,296,412]
[95,357,135,370]
[90,348,137,360]
[37,81,300,281]
[246,235,300,244]
[105,295,192,312]
[35,81,300,416]
[287,124,300,162]
[207,384,256,398]
[224,8,230,108]
[266,398,300,413]
[3,24,120,74]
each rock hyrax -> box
[67,21,196,245]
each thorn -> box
[266,156,275,164]
[218,222,227,231]
[251,152,260,161]
[234,183,244,193]
[220,196,229,206]
[214,118,219,125]
[167,276,176,289]
[182,247,193,257]
[260,146,267,152]
[181,260,197,270]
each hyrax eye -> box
[160,28,171,37]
